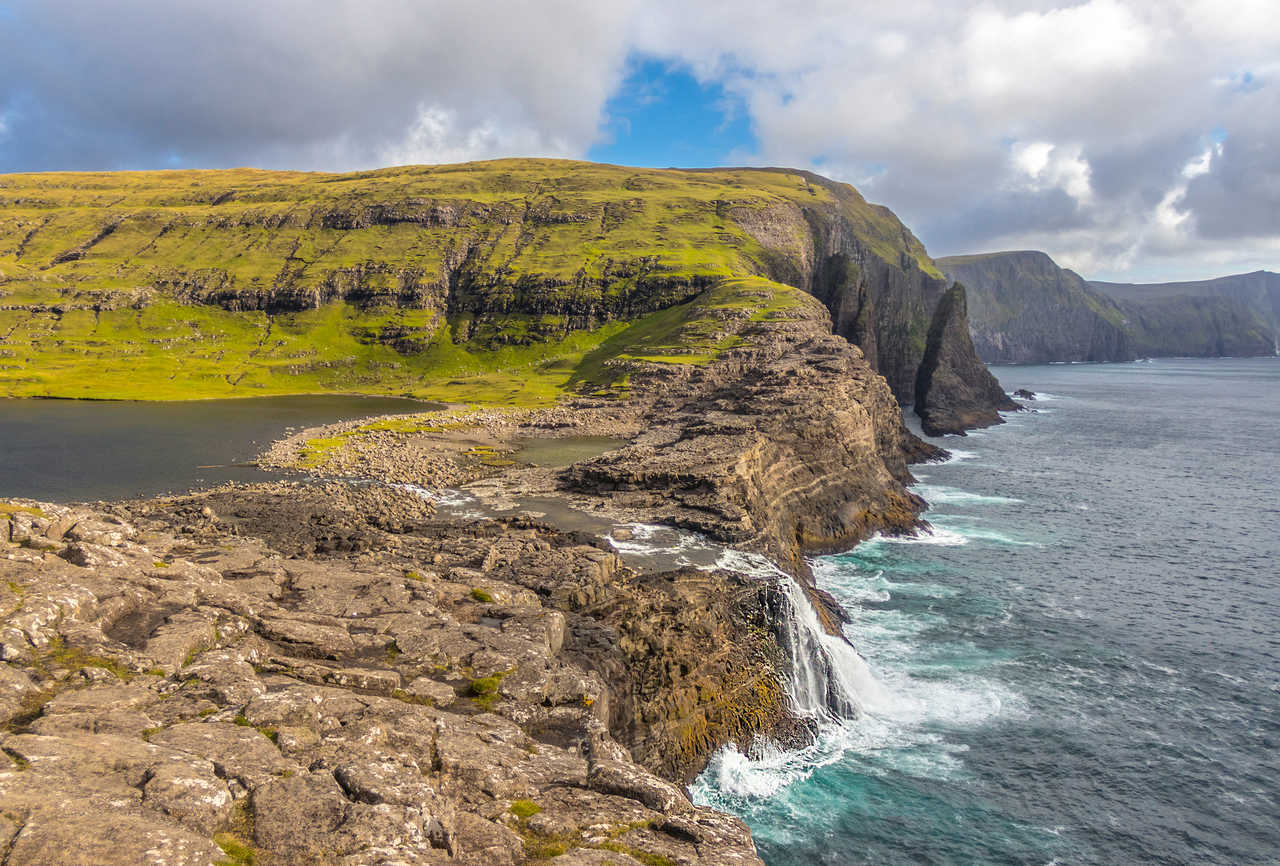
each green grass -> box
[0,159,936,404]
[569,275,815,391]
[43,636,133,680]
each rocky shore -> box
[2,485,776,865]
[1,282,966,864]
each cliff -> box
[914,285,1019,435]
[1092,270,1280,354]
[0,277,943,865]
[939,251,1276,362]
[938,251,1132,363]
[0,159,1009,429]
[257,277,941,627]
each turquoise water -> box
[694,357,1280,864]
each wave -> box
[865,526,970,546]
[916,484,1024,506]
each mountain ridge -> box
[938,250,1276,363]
[0,157,1011,430]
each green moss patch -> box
[213,832,257,866]
[509,799,542,819]
[0,502,47,518]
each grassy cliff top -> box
[0,158,935,403]
[0,158,935,289]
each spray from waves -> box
[694,539,1024,809]
[915,484,1023,506]
[865,526,970,546]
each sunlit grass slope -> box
[0,158,936,403]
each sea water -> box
[693,357,1280,864]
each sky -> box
[1,0,1276,282]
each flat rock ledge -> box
[0,490,773,866]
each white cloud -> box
[626,0,1280,281]
[377,106,578,168]
[1,0,1276,281]
[1010,141,1094,204]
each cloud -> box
[626,0,1280,280]
[0,0,633,170]
[0,0,1276,281]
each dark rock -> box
[940,251,1277,363]
[1014,388,1036,400]
[914,284,1019,436]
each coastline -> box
[0,287,970,864]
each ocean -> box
[692,357,1280,865]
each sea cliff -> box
[0,160,1020,864]
[939,251,1276,363]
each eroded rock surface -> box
[914,284,1019,436]
[1,493,772,865]
[565,295,932,581]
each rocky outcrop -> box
[260,281,944,632]
[1,488,773,864]
[721,171,995,410]
[564,299,933,582]
[941,251,1277,363]
[914,285,1019,436]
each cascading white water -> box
[697,546,894,723]
[774,575,895,721]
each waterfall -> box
[774,576,893,721]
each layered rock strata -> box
[1,486,776,865]
[265,286,944,630]
[913,285,1019,436]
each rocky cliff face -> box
[718,171,1013,424]
[938,251,1133,363]
[914,285,1019,436]
[563,285,937,601]
[0,487,770,865]
[941,251,1276,363]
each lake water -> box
[511,435,627,468]
[0,395,434,502]
[693,357,1280,865]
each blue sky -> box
[587,58,756,168]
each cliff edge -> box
[914,284,1019,435]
